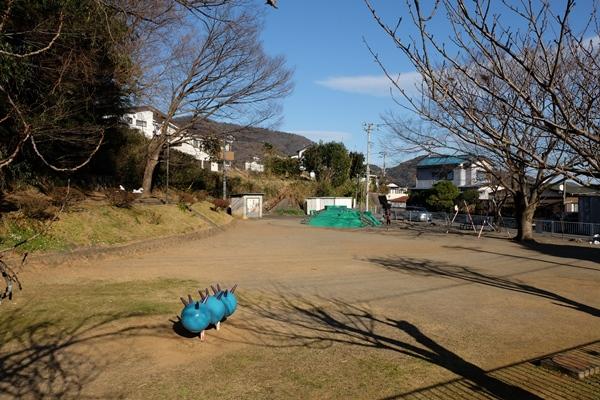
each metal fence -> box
[375,206,600,238]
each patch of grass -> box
[274,208,304,216]
[2,278,199,338]
[190,202,232,225]
[0,218,68,252]
[132,344,422,400]
[0,201,231,253]
[177,202,190,213]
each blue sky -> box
[260,0,414,166]
[259,0,596,167]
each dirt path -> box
[4,217,600,399]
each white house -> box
[359,173,380,190]
[122,106,219,172]
[291,145,311,171]
[415,155,493,199]
[386,183,409,200]
[244,156,264,173]
[305,197,355,215]
[291,145,310,160]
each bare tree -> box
[0,1,132,173]
[365,0,600,241]
[135,3,292,195]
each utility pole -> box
[165,131,170,204]
[222,140,228,200]
[222,161,227,199]
[222,136,234,200]
[363,122,374,212]
[381,150,387,179]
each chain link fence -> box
[375,206,600,239]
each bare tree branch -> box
[0,11,64,58]
[365,0,598,241]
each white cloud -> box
[290,130,352,143]
[583,34,600,48]
[315,72,422,97]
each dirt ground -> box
[2,217,599,399]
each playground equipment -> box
[179,283,238,341]
[306,205,382,228]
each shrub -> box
[17,197,53,219]
[145,210,162,225]
[178,192,195,204]
[105,190,136,209]
[458,189,480,206]
[177,202,191,213]
[425,181,460,212]
[195,191,208,202]
[211,198,230,211]
[48,186,86,210]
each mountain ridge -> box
[175,117,313,163]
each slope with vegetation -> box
[0,187,232,253]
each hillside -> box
[381,156,426,187]
[175,118,313,164]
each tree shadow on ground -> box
[233,293,542,399]
[169,315,223,339]
[368,256,600,318]
[0,308,163,399]
[443,245,599,271]
[519,240,600,264]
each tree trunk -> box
[513,191,537,241]
[141,137,164,197]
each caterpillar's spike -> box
[224,289,229,297]
[211,285,218,295]
[202,296,208,304]
[195,301,199,309]
[216,283,222,291]
[180,297,188,306]
[188,294,193,304]
[217,292,224,300]
[200,330,205,341]
[231,284,238,294]
[199,290,206,300]
[205,288,210,297]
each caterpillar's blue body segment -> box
[178,284,238,339]
[180,301,211,334]
[206,293,226,325]
[221,290,238,317]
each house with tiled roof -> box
[415,155,494,199]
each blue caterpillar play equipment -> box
[179,283,238,341]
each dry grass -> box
[0,201,232,252]
[1,278,196,336]
[116,291,428,400]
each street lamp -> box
[222,135,234,199]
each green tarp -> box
[307,206,382,228]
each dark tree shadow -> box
[231,293,542,399]
[519,240,600,264]
[169,315,222,338]
[444,245,600,271]
[368,256,600,318]
[0,308,164,399]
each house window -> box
[434,170,453,180]
[136,120,147,128]
[124,116,133,124]
[476,170,487,181]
